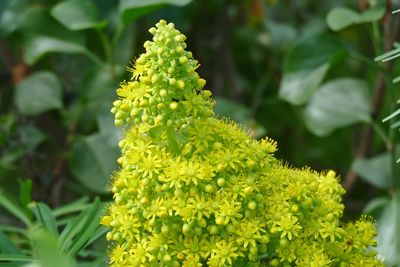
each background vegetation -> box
[1,0,400,266]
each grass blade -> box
[0,189,31,226]
[30,202,58,235]
[0,230,21,254]
[53,196,90,217]
[0,254,31,262]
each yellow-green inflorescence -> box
[101,20,383,267]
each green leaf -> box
[364,197,390,218]
[59,198,103,256]
[149,125,164,139]
[374,191,400,265]
[0,254,31,262]
[0,189,31,226]
[69,134,119,193]
[0,126,46,166]
[19,7,88,65]
[15,71,63,116]
[97,114,122,147]
[393,75,400,83]
[0,230,21,254]
[30,203,58,235]
[30,227,74,267]
[23,35,87,65]
[326,6,385,32]
[79,66,117,128]
[166,126,180,155]
[279,34,346,105]
[358,5,385,23]
[326,7,359,31]
[66,199,103,257]
[119,0,192,24]
[303,78,370,136]
[19,179,32,208]
[19,126,47,151]
[352,154,391,189]
[113,25,136,66]
[52,197,90,217]
[51,0,106,31]
[352,144,400,189]
[0,0,26,37]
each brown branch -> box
[343,0,393,192]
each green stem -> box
[84,50,104,67]
[349,52,382,70]
[96,29,115,78]
[386,72,398,189]
[370,121,390,147]
[372,21,382,56]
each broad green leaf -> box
[79,66,117,129]
[279,63,329,105]
[23,35,87,65]
[0,0,26,37]
[214,97,252,123]
[19,126,46,151]
[119,0,192,24]
[358,5,385,23]
[81,66,115,100]
[30,228,74,267]
[15,71,63,116]
[279,34,346,105]
[303,78,370,136]
[352,145,400,189]
[69,134,119,193]
[326,7,359,31]
[326,6,385,32]
[264,21,297,47]
[0,189,31,226]
[352,154,391,189]
[364,197,390,218]
[113,24,136,66]
[97,114,122,147]
[19,7,88,65]
[51,0,107,31]
[30,203,58,235]
[374,191,400,265]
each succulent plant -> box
[101,20,383,267]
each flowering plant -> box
[101,20,383,267]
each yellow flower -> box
[102,19,383,267]
[208,239,243,266]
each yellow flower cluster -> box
[102,20,383,266]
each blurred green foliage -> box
[1,0,400,266]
